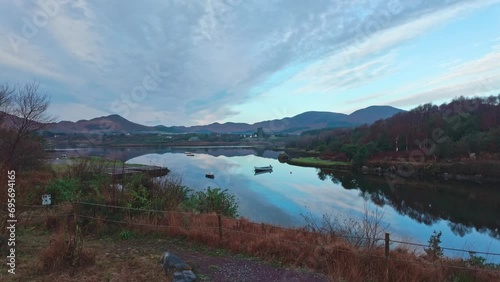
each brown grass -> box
[0,225,169,282]
[3,155,498,282]
[74,207,499,282]
[38,226,96,272]
[9,200,500,281]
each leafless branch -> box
[0,81,55,169]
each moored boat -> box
[254,165,273,172]
[205,173,215,179]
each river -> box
[70,146,500,262]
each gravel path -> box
[175,249,329,282]
[115,239,331,282]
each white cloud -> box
[272,0,497,100]
[46,1,108,71]
[371,49,500,107]
[1,0,499,125]
[389,75,500,107]
[290,51,398,96]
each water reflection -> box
[70,146,499,258]
[315,168,500,239]
[62,146,281,161]
[254,170,273,176]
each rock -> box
[361,166,369,174]
[160,252,196,281]
[183,270,197,281]
[173,271,196,282]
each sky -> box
[0,0,499,126]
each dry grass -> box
[81,209,499,282]
[6,200,499,281]
[2,207,499,282]
[0,206,164,281]
[38,227,96,272]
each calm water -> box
[78,146,500,262]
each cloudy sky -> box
[1,0,499,126]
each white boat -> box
[254,165,273,172]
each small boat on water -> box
[185,152,195,156]
[254,165,273,172]
[205,173,215,179]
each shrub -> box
[302,204,388,249]
[45,178,80,203]
[185,187,239,218]
[119,229,134,240]
[424,230,443,260]
[39,225,95,271]
[150,175,191,210]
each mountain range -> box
[45,105,404,135]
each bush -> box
[467,252,486,267]
[302,204,388,249]
[119,229,135,240]
[185,187,239,218]
[45,178,80,203]
[38,225,95,271]
[150,175,191,210]
[424,230,443,260]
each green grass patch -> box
[51,156,147,169]
[287,157,350,168]
[81,156,147,167]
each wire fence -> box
[9,201,500,280]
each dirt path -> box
[2,229,330,281]
[107,238,330,282]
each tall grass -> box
[38,219,95,272]
[74,204,499,282]
[302,204,388,249]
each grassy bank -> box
[50,156,149,174]
[365,159,500,183]
[5,202,498,282]
[287,157,351,169]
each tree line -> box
[286,95,500,165]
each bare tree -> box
[1,82,54,169]
[0,83,14,124]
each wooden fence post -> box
[385,232,390,282]
[218,214,222,239]
[73,202,78,222]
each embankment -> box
[362,160,500,184]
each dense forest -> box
[286,95,500,165]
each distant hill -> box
[347,106,403,124]
[48,114,154,133]
[44,106,404,134]
[0,112,44,129]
